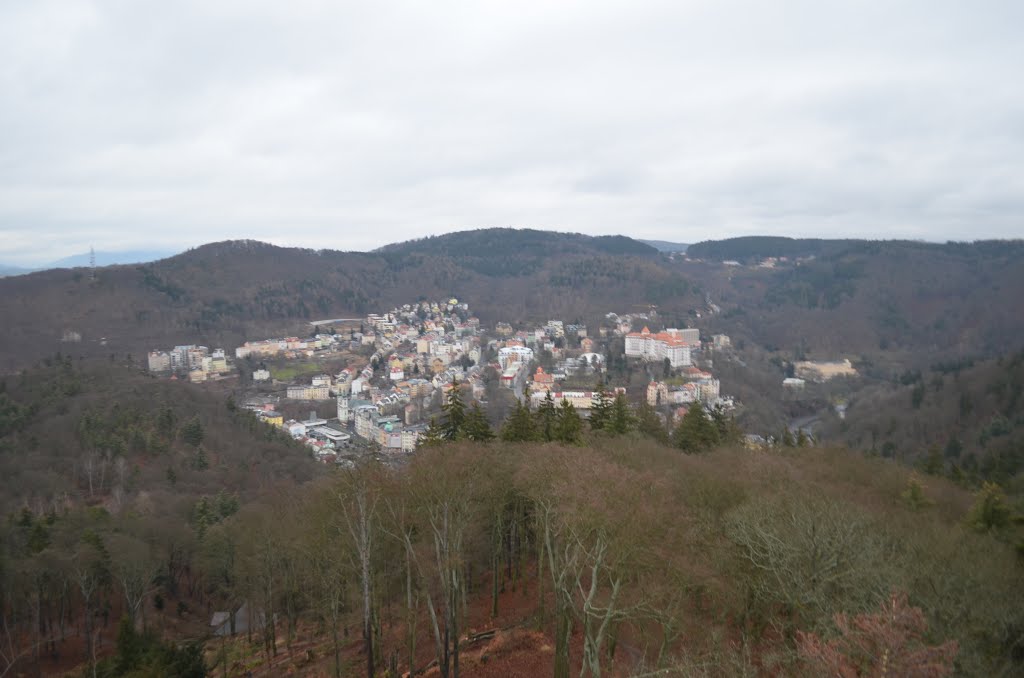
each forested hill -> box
[0,231,698,372]
[686,236,1024,262]
[822,349,1024,481]
[694,238,1024,362]
[686,236,858,261]
[376,228,658,275]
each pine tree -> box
[673,402,719,453]
[917,444,942,475]
[608,394,635,435]
[780,426,796,448]
[181,415,203,447]
[589,379,612,431]
[966,482,1012,532]
[500,400,538,442]
[710,405,741,445]
[192,446,209,470]
[419,417,446,448]
[535,391,557,442]
[554,399,584,445]
[463,402,495,442]
[442,379,467,440]
[634,400,669,444]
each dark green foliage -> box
[535,392,557,442]
[191,446,209,470]
[463,403,495,442]
[378,228,658,277]
[920,445,944,476]
[99,616,206,677]
[191,491,240,538]
[673,402,720,453]
[419,417,446,448]
[607,394,635,436]
[589,380,612,432]
[634,400,669,444]
[687,236,856,261]
[966,482,1013,532]
[500,400,538,442]
[0,393,32,437]
[441,380,467,441]
[554,399,584,445]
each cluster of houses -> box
[647,367,722,404]
[147,345,233,383]
[148,295,741,461]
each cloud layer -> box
[2,0,1022,264]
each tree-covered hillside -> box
[820,349,1024,488]
[695,239,1024,364]
[0,232,697,373]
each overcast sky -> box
[1,1,1022,265]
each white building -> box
[498,346,534,370]
[624,327,693,368]
[147,351,171,373]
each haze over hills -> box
[639,239,689,253]
[0,249,179,277]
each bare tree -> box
[339,465,380,678]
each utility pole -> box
[89,246,96,281]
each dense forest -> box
[2,363,1022,676]
[820,349,1024,485]
[686,237,861,262]
[696,239,1024,365]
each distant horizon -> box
[3,227,1020,269]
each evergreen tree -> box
[966,482,1012,532]
[419,417,445,448]
[463,402,495,442]
[192,446,209,470]
[608,394,635,435]
[181,415,203,447]
[709,405,741,446]
[634,400,669,444]
[554,399,584,445]
[442,379,467,440]
[589,379,612,431]
[920,444,944,475]
[500,400,539,442]
[535,391,557,442]
[780,426,796,448]
[673,402,719,453]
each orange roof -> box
[627,329,692,347]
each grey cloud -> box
[1,0,1022,265]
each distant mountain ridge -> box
[1,229,1022,374]
[0,229,698,372]
[640,239,689,253]
[686,235,1024,262]
[0,248,178,277]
